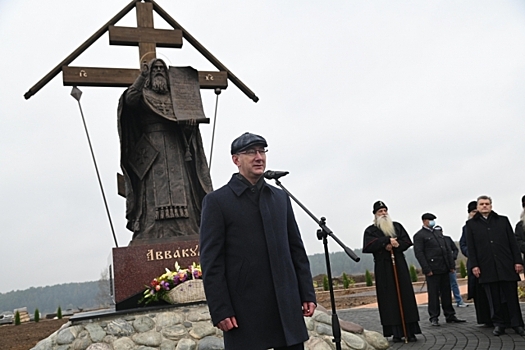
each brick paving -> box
[338,302,525,349]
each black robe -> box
[363,222,421,337]
[117,67,212,243]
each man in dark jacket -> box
[466,195,524,336]
[514,195,525,261]
[443,235,468,307]
[200,132,316,350]
[414,213,465,326]
[460,201,492,326]
[363,201,421,343]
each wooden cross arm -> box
[109,25,182,48]
[62,66,228,89]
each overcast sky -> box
[1,0,525,294]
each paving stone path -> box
[338,304,525,349]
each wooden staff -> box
[391,250,408,343]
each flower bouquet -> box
[140,262,204,305]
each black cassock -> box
[363,222,421,338]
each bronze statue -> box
[118,59,213,245]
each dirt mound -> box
[0,318,68,350]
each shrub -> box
[34,308,40,323]
[348,276,355,287]
[459,260,467,278]
[342,273,350,289]
[323,275,329,291]
[57,306,62,319]
[409,264,418,282]
[14,311,21,326]
[365,269,373,286]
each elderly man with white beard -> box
[363,201,421,343]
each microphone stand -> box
[272,178,360,350]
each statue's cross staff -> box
[71,87,119,247]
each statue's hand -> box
[141,62,149,77]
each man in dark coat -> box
[514,195,525,260]
[363,201,421,343]
[466,195,524,336]
[200,132,316,350]
[414,213,465,326]
[460,201,492,326]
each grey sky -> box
[1,0,525,294]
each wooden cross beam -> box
[62,2,226,90]
[24,0,257,101]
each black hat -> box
[231,132,267,155]
[467,201,477,213]
[373,201,388,214]
[522,195,525,208]
[421,213,436,220]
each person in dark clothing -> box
[443,235,469,307]
[414,213,466,326]
[460,201,492,326]
[200,132,316,350]
[363,201,421,343]
[514,195,525,261]
[465,195,525,336]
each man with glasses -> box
[200,132,316,350]
[466,195,525,336]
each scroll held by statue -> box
[168,67,208,123]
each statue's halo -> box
[140,52,173,67]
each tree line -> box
[0,270,111,316]
[1,246,463,315]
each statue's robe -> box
[118,66,212,244]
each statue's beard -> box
[374,214,396,237]
[151,75,168,94]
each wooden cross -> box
[24,0,258,102]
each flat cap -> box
[421,213,436,220]
[373,201,388,214]
[231,132,267,155]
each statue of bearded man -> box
[118,58,213,245]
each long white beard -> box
[151,75,168,94]
[374,214,396,237]
[521,209,525,224]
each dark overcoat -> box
[465,211,523,284]
[413,227,454,275]
[515,220,525,257]
[200,175,316,350]
[363,222,420,327]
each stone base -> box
[33,303,390,350]
[110,240,200,310]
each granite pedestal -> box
[110,239,200,310]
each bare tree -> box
[95,268,112,308]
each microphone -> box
[264,170,289,180]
